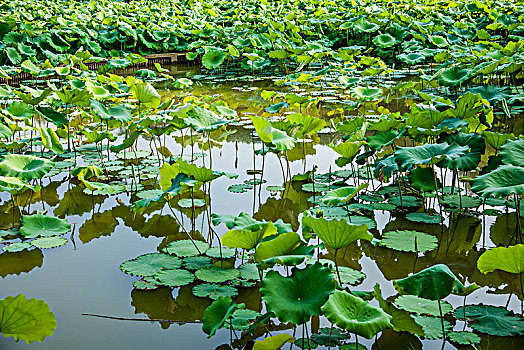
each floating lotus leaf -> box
[228,184,252,193]
[395,295,452,317]
[183,256,213,270]
[193,283,238,300]
[260,262,335,325]
[0,154,54,181]
[202,296,244,337]
[177,198,206,208]
[120,253,182,277]
[447,331,481,345]
[302,216,371,250]
[380,230,438,253]
[408,167,441,192]
[20,213,71,238]
[239,263,260,280]
[31,237,67,249]
[394,264,464,300]
[413,315,452,339]
[205,247,236,259]
[196,267,240,283]
[477,244,524,274]
[3,242,32,253]
[440,194,482,209]
[337,266,366,285]
[500,139,524,166]
[405,212,442,224]
[132,280,158,291]
[154,269,194,287]
[253,333,295,350]
[454,304,524,336]
[470,165,524,198]
[164,239,209,257]
[0,294,56,344]
[321,290,393,339]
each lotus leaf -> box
[0,154,54,181]
[196,267,240,283]
[31,237,67,249]
[321,290,393,339]
[395,295,452,317]
[321,184,368,206]
[260,262,335,325]
[470,165,524,198]
[164,239,209,257]
[120,253,182,277]
[477,244,524,274]
[454,304,524,336]
[413,315,452,339]
[154,269,194,287]
[380,230,438,253]
[193,283,238,300]
[302,216,371,250]
[500,139,524,167]
[254,231,300,262]
[253,333,295,350]
[20,213,71,238]
[394,264,464,300]
[0,294,57,343]
[202,296,244,337]
[394,142,469,171]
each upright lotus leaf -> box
[394,264,464,300]
[90,99,132,122]
[373,34,396,48]
[477,244,524,274]
[202,296,244,337]
[302,216,372,250]
[254,232,301,262]
[185,106,233,133]
[39,127,63,154]
[408,167,441,192]
[438,67,471,87]
[322,184,368,207]
[253,333,295,350]
[129,82,160,109]
[470,165,524,198]
[4,101,34,120]
[367,129,404,151]
[438,132,485,171]
[500,139,524,166]
[354,19,380,33]
[394,143,469,171]
[286,113,326,138]
[202,49,225,70]
[0,176,40,194]
[0,294,57,343]
[0,154,54,181]
[321,290,393,339]
[249,115,295,151]
[260,262,336,325]
[221,222,276,250]
[330,141,362,161]
[20,213,71,238]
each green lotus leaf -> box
[186,106,234,133]
[177,198,206,208]
[260,262,336,325]
[354,19,380,33]
[0,154,54,181]
[477,244,524,274]
[35,107,68,128]
[414,315,452,339]
[405,212,442,224]
[440,194,482,209]
[321,290,393,339]
[193,283,238,300]
[352,86,383,100]
[239,263,260,280]
[154,269,194,287]
[394,295,452,317]
[321,183,368,206]
[438,132,485,171]
[39,127,63,155]
[470,165,524,198]
[132,280,158,291]
[367,129,403,151]
[500,139,524,166]
[394,264,464,300]
[0,294,57,343]
[129,82,160,109]
[373,34,396,48]
[0,176,40,195]
[4,101,34,120]
[264,101,289,114]
[447,331,481,345]
[202,296,244,337]
[398,53,425,65]
[30,237,67,249]
[205,247,236,259]
[337,266,366,285]
[202,49,225,69]
[183,256,213,270]
[394,142,469,171]
[380,230,438,253]
[454,304,524,336]
[330,141,362,161]
[90,99,132,122]
[221,222,275,250]
[120,253,182,277]
[408,167,441,192]
[196,267,240,283]
[468,85,511,105]
[428,35,449,47]
[164,239,209,257]
[253,333,295,350]
[302,216,371,250]
[20,213,71,238]
[254,231,301,262]
[250,115,295,151]
[3,242,32,253]
[438,67,471,87]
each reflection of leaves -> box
[53,185,104,217]
[132,287,179,330]
[490,213,524,246]
[111,204,146,232]
[372,329,422,350]
[78,211,118,243]
[0,249,43,278]
[138,214,180,238]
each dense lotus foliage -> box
[1,0,524,348]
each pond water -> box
[1,67,523,350]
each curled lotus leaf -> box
[0,154,54,181]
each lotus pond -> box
[2,0,524,349]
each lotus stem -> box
[438,299,446,342]
[334,249,342,286]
